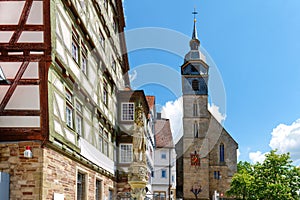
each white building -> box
[153,114,176,200]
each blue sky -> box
[123,0,300,164]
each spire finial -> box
[191,7,198,40]
[192,7,198,23]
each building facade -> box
[117,91,155,199]
[176,19,238,200]
[153,114,176,200]
[0,0,135,199]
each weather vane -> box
[192,7,198,22]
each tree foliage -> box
[226,150,300,200]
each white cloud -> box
[237,149,241,161]
[248,118,300,165]
[160,97,226,144]
[249,151,266,164]
[208,103,226,123]
[129,70,137,82]
[269,119,300,163]
[161,97,183,144]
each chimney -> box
[157,113,161,120]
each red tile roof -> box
[155,119,174,148]
[146,96,155,110]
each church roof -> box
[154,118,174,148]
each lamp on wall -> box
[24,146,33,158]
[0,66,11,84]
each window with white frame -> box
[99,125,103,152]
[65,90,73,128]
[75,101,83,136]
[120,144,133,163]
[99,29,105,48]
[81,45,87,75]
[103,131,109,156]
[112,59,116,71]
[121,103,134,121]
[103,80,108,106]
[72,29,79,62]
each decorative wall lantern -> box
[0,66,10,84]
[24,146,33,158]
[190,184,202,200]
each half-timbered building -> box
[0,0,131,199]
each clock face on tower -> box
[191,153,200,166]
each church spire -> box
[190,8,200,50]
[192,8,198,40]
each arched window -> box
[192,79,199,91]
[193,101,198,116]
[194,122,198,138]
[220,143,225,163]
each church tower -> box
[176,11,238,200]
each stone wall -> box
[0,142,116,200]
[42,146,116,200]
[0,141,43,200]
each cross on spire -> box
[192,7,198,22]
[191,7,199,40]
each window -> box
[120,144,133,163]
[101,131,108,157]
[72,30,79,62]
[220,144,225,163]
[66,91,73,128]
[112,59,116,71]
[161,152,166,159]
[154,192,166,200]
[103,80,108,106]
[172,175,175,183]
[81,46,87,75]
[75,102,83,136]
[113,20,118,33]
[121,103,134,121]
[99,29,105,47]
[77,172,86,200]
[66,106,73,128]
[95,179,102,200]
[109,189,113,200]
[151,171,154,178]
[194,122,198,138]
[98,125,110,157]
[99,126,103,151]
[192,79,199,91]
[161,169,167,178]
[214,171,221,180]
[193,102,198,116]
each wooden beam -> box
[9,0,34,44]
[0,110,40,116]
[0,128,43,141]
[0,43,46,50]
[0,61,29,111]
[0,25,44,31]
[6,79,40,85]
[0,55,43,62]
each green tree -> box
[227,150,300,200]
[226,161,255,200]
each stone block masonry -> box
[0,141,116,200]
[0,141,43,200]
